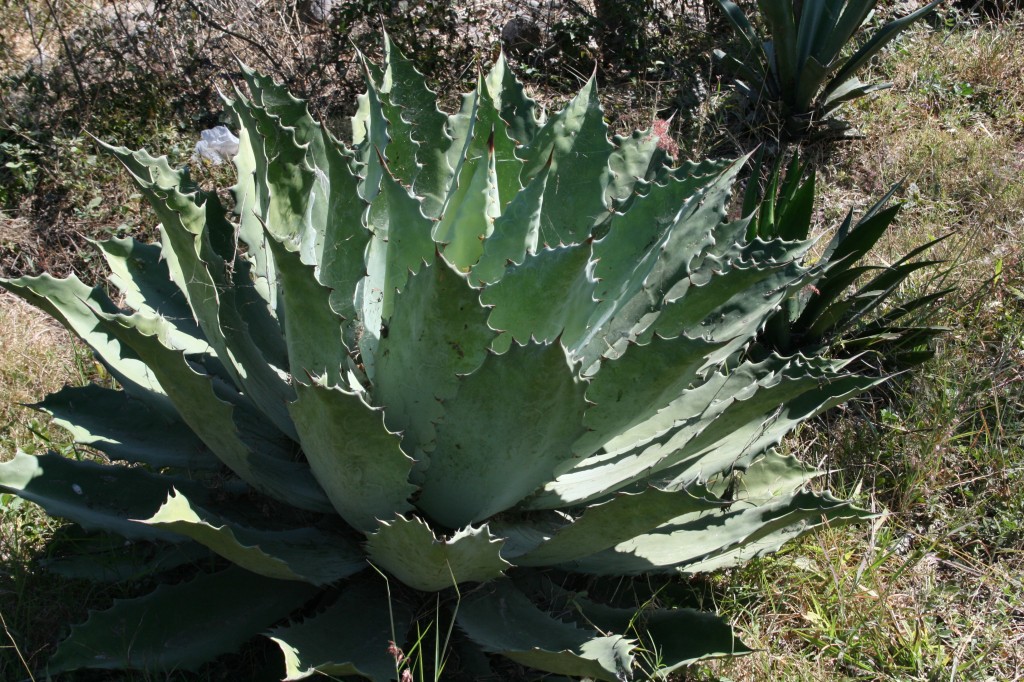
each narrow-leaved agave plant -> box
[1,39,881,680]
[713,0,939,137]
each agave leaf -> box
[263,233,347,385]
[380,36,453,218]
[476,74,527,209]
[95,237,207,353]
[823,0,941,104]
[142,490,365,585]
[316,138,373,343]
[485,51,542,147]
[365,514,509,591]
[470,153,551,286]
[235,73,366,277]
[758,0,800,97]
[225,87,277,308]
[517,75,613,244]
[0,451,202,542]
[359,168,436,380]
[36,384,219,470]
[713,50,771,96]
[564,457,868,576]
[576,334,724,458]
[0,274,170,412]
[607,126,672,207]
[480,241,596,354]
[501,488,722,566]
[713,0,764,57]
[822,0,877,65]
[649,251,813,354]
[288,378,415,533]
[416,341,588,528]
[433,131,501,271]
[352,61,392,202]
[43,539,211,583]
[856,288,951,338]
[225,91,314,250]
[96,311,332,513]
[48,566,317,673]
[374,255,494,458]
[794,0,833,72]
[456,580,634,682]
[821,78,890,116]
[531,357,879,508]
[793,56,830,115]
[105,143,298,439]
[270,578,415,681]
[562,594,751,675]
[570,158,745,368]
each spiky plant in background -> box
[713,0,940,137]
[0,39,885,680]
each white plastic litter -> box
[193,125,239,165]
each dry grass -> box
[0,289,82,459]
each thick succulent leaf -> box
[226,88,278,310]
[36,384,219,470]
[567,488,868,575]
[270,578,415,681]
[607,126,672,207]
[530,356,879,508]
[288,378,415,532]
[43,538,211,583]
[516,75,613,244]
[0,451,202,542]
[358,168,436,380]
[498,487,722,566]
[352,62,392,202]
[433,132,501,271]
[485,51,542,147]
[564,594,751,675]
[480,241,596,353]
[365,514,509,591]
[819,0,876,64]
[264,234,347,384]
[416,341,588,528]
[758,0,799,96]
[563,452,869,575]
[570,159,746,367]
[380,35,454,218]
[234,75,316,252]
[470,155,551,286]
[456,580,634,682]
[373,255,494,457]
[374,68,419,188]
[142,490,365,585]
[575,334,724,458]
[96,312,331,513]
[821,78,890,116]
[712,0,763,57]
[95,237,208,353]
[316,139,373,341]
[106,143,298,438]
[0,274,170,412]
[48,566,317,673]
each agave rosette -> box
[0,39,877,680]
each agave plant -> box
[741,150,950,366]
[713,0,940,137]
[1,39,883,680]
